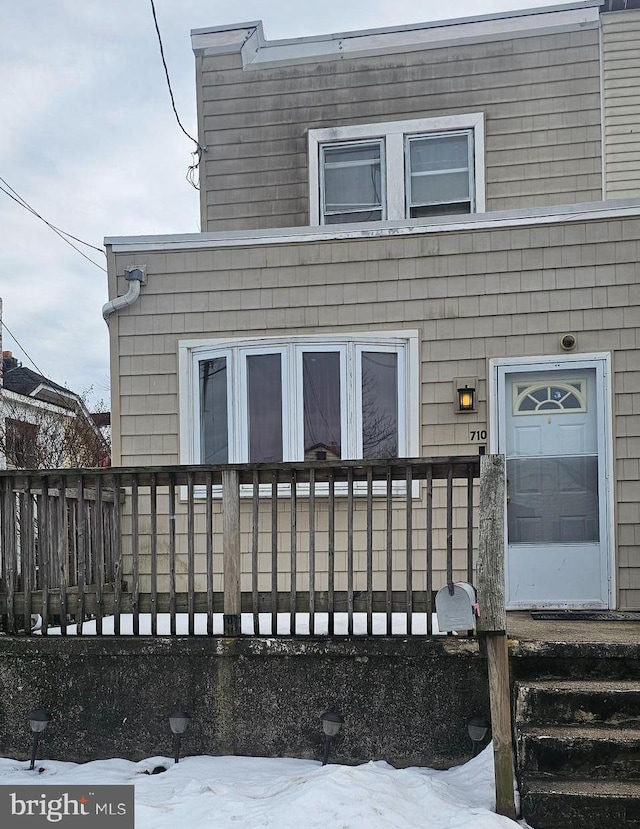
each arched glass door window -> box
[513,380,586,415]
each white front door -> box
[492,355,613,610]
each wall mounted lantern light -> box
[454,377,478,413]
[457,385,476,412]
[27,709,51,770]
[321,710,344,766]
[169,709,191,763]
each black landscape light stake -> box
[321,710,344,766]
[27,709,51,770]
[467,717,490,758]
[169,709,191,763]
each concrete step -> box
[521,778,640,829]
[519,724,640,780]
[515,679,640,728]
[510,640,640,683]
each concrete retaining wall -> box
[0,636,489,768]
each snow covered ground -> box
[25,613,531,826]
[0,746,533,828]
[39,611,454,636]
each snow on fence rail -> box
[0,457,505,638]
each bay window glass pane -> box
[303,352,341,460]
[323,142,382,222]
[247,354,283,462]
[361,352,398,459]
[199,357,228,464]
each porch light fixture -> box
[169,709,191,764]
[457,385,476,412]
[27,709,51,770]
[453,377,478,413]
[321,710,344,766]
[467,716,490,758]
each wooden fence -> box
[0,456,507,638]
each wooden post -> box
[222,468,241,636]
[476,454,516,820]
[2,478,16,634]
[131,475,140,637]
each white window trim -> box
[179,331,420,487]
[308,113,485,226]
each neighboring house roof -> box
[3,364,78,409]
[1,353,111,466]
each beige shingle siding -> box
[198,29,602,231]
[602,10,640,199]
[109,213,640,605]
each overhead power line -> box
[149,0,205,190]
[0,176,107,273]
[0,319,80,411]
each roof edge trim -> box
[105,198,640,253]
[191,3,601,67]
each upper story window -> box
[309,113,484,226]
[320,141,384,223]
[179,332,419,466]
[406,131,474,218]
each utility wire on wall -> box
[149,0,205,190]
[0,176,107,273]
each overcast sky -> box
[0,0,571,408]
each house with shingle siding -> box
[104,1,640,610]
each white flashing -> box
[191,21,262,57]
[105,199,640,254]
[191,3,601,69]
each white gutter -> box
[102,267,145,322]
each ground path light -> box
[27,709,51,770]
[467,717,490,757]
[169,709,191,763]
[321,710,344,765]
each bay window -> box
[180,333,418,466]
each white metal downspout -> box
[102,267,145,322]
